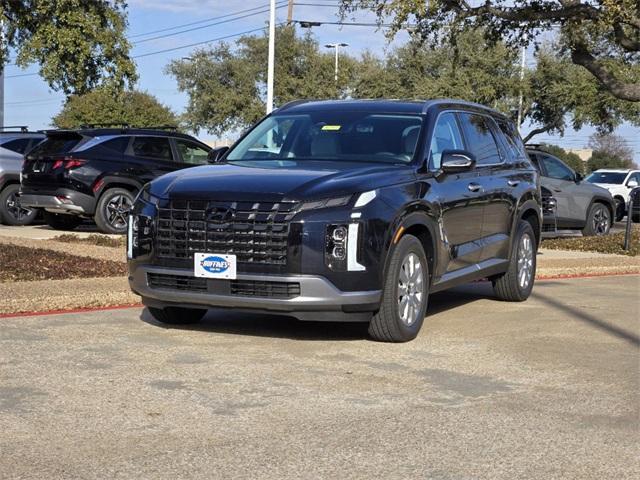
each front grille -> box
[147,272,207,292]
[231,280,301,299]
[156,199,298,266]
[147,273,300,299]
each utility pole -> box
[0,19,4,128]
[325,43,348,83]
[516,43,526,133]
[287,0,294,25]
[266,0,276,114]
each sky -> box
[3,0,639,161]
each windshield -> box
[226,112,423,165]
[585,171,627,184]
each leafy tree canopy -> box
[52,89,177,129]
[339,0,640,102]
[1,0,137,94]
[167,26,355,136]
[587,132,634,163]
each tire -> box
[44,212,82,231]
[492,220,536,302]
[581,202,611,236]
[94,187,135,234]
[368,234,429,343]
[614,197,625,222]
[0,184,38,226]
[147,306,207,325]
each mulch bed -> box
[542,227,639,256]
[53,233,125,248]
[0,244,127,282]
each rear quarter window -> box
[28,136,83,158]
[0,138,31,154]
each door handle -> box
[507,180,519,187]
[468,182,482,192]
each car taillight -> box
[52,157,86,170]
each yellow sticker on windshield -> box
[321,125,341,131]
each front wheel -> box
[492,220,537,302]
[0,184,38,226]
[148,306,207,325]
[368,234,429,343]
[582,203,611,236]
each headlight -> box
[298,195,351,212]
[325,223,366,272]
[127,214,153,260]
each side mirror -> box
[574,172,583,183]
[207,146,229,163]
[441,150,476,173]
[628,179,639,189]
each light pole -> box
[325,43,348,83]
[266,0,276,114]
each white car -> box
[585,169,640,221]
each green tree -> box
[1,0,136,94]
[539,143,586,174]
[587,150,635,172]
[52,90,177,129]
[523,46,640,142]
[587,132,634,164]
[339,0,640,101]
[167,26,355,135]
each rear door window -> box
[174,139,210,165]
[1,138,31,154]
[458,113,503,165]
[132,137,173,161]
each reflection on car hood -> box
[148,160,415,202]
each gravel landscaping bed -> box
[53,233,125,248]
[542,227,639,256]
[0,244,126,282]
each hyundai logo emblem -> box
[206,206,235,222]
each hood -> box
[149,160,415,202]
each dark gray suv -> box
[0,127,45,225]
[527,146,615,236]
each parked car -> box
[584,169,640,221]
[630,187,640,223]
[128,99,542,342]
[526,146,614,236]
[20,127,212,234]
[0,127,45,225]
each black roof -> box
[276,99,509,119]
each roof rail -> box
[0,126,29,133]
[276,100,313,112]
[79,122,131,129]
[78,123,179,132]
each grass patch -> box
[53,233,125,248]
[0,244,127,282]
[542,227,639,256]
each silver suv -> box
[0,127,45,225]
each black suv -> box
[128,100,541,342]
[20,127,211,234]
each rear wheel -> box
[0,184,38,226]
[582,203,611,236]
[492,220,536,302]
[44,212,82,231]
[94,187,135,234]
[368,234,429,343]
[148,306,207,325]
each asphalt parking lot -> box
[1,275,638,479]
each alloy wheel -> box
[517,233,534,290]
[397,252,425,326]
[592,206,610,236]
[105,194,132,230]
[5,191,34,222]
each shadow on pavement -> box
[140,282,497,341]
[531,290,640,347]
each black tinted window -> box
[541,155,574,181]
[429,112,464,169]
[132,137,173,161]
[28,135,83,158]
[497,120,527,160]
[102,137,129,153]
[1,138,30,154]
[459,113,502,165]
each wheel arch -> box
[588,195,616,225]
[94,176,143,198]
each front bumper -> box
[130,265,381,322]
[20,189,95,215]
